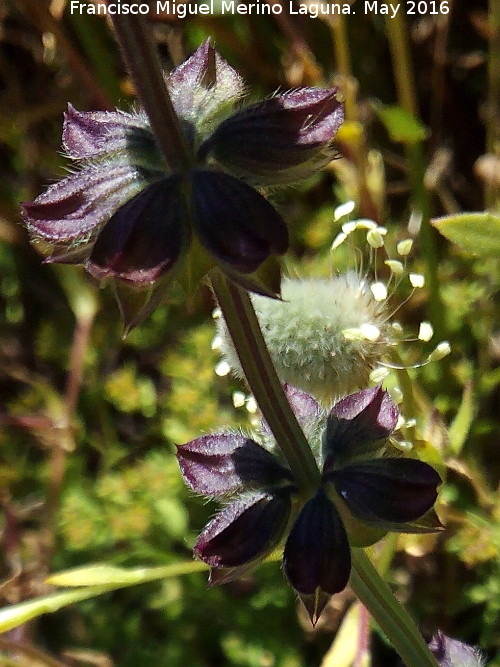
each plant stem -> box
[351,549,438,667]
[211,271,320,495]
[110,14,191,173]
[105,20,438,665]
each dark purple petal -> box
[283,489,350,624]
[194,491,291,567]
[191,169,288,273]
[87,175,187,284]
[428,631,485,667]
[323,386,399,468]
[177,434,293,496]
[201,88,344,185]
[22,165,145,243]
[63,104,156,161]
[326,458,441,526]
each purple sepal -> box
[202,88,344,185]
[194,491,291,567]
[22,165,144,243]
[87,175,186,284]
[177,434,293,496]
[63,104,153,161]
[168,39,245,145]
[283,488,351,623]
[327,458,441,526]
[191,169,288,274]
[323,386,399,468]
[428,631,485,667]
[261,384,322,439]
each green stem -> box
[351,549,438,667]
[210,270,320,495]
[103,21,438,665]
[110,14,191,173]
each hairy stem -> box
[110,14,191,173]
[211,270,320,495]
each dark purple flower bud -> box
[326,458,441,528]
[201,88,344,186]
[428,631,485,667]
[22,165,145,244]
[191,169,288,273]
[177,433,293,496]
[323,386,399,468]
[283,488,351,624]
[87,176,187,284]
[194,491,291,567]
[63,104,158,163]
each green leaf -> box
[374,104,428,143]
[0,586,114,633]
[0,562,208,633]
[46,562,207,587]
[448,381,475,455]
[431,212,500,257]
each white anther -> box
[334,200,356,221]
[331,232,348,249]
[409,273,425,288]
[397,239,413,256]
[370,366,390,383]
[385,260,404,275]
[367,229,385,248]
[354,219,378,230]
[232,391,246,408]
[246,396,258,414]
[428,341,451,362]
[342,221,357,234]
[211,335,223,350]
[418,321,434,342]
[359,323,381,341]
[215,361,231,377]
[370,282,388,301]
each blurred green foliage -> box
[0,0,499,665]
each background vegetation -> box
[0,0,498,665]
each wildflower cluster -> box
[177,384,441,624]
[22,40,344,309]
